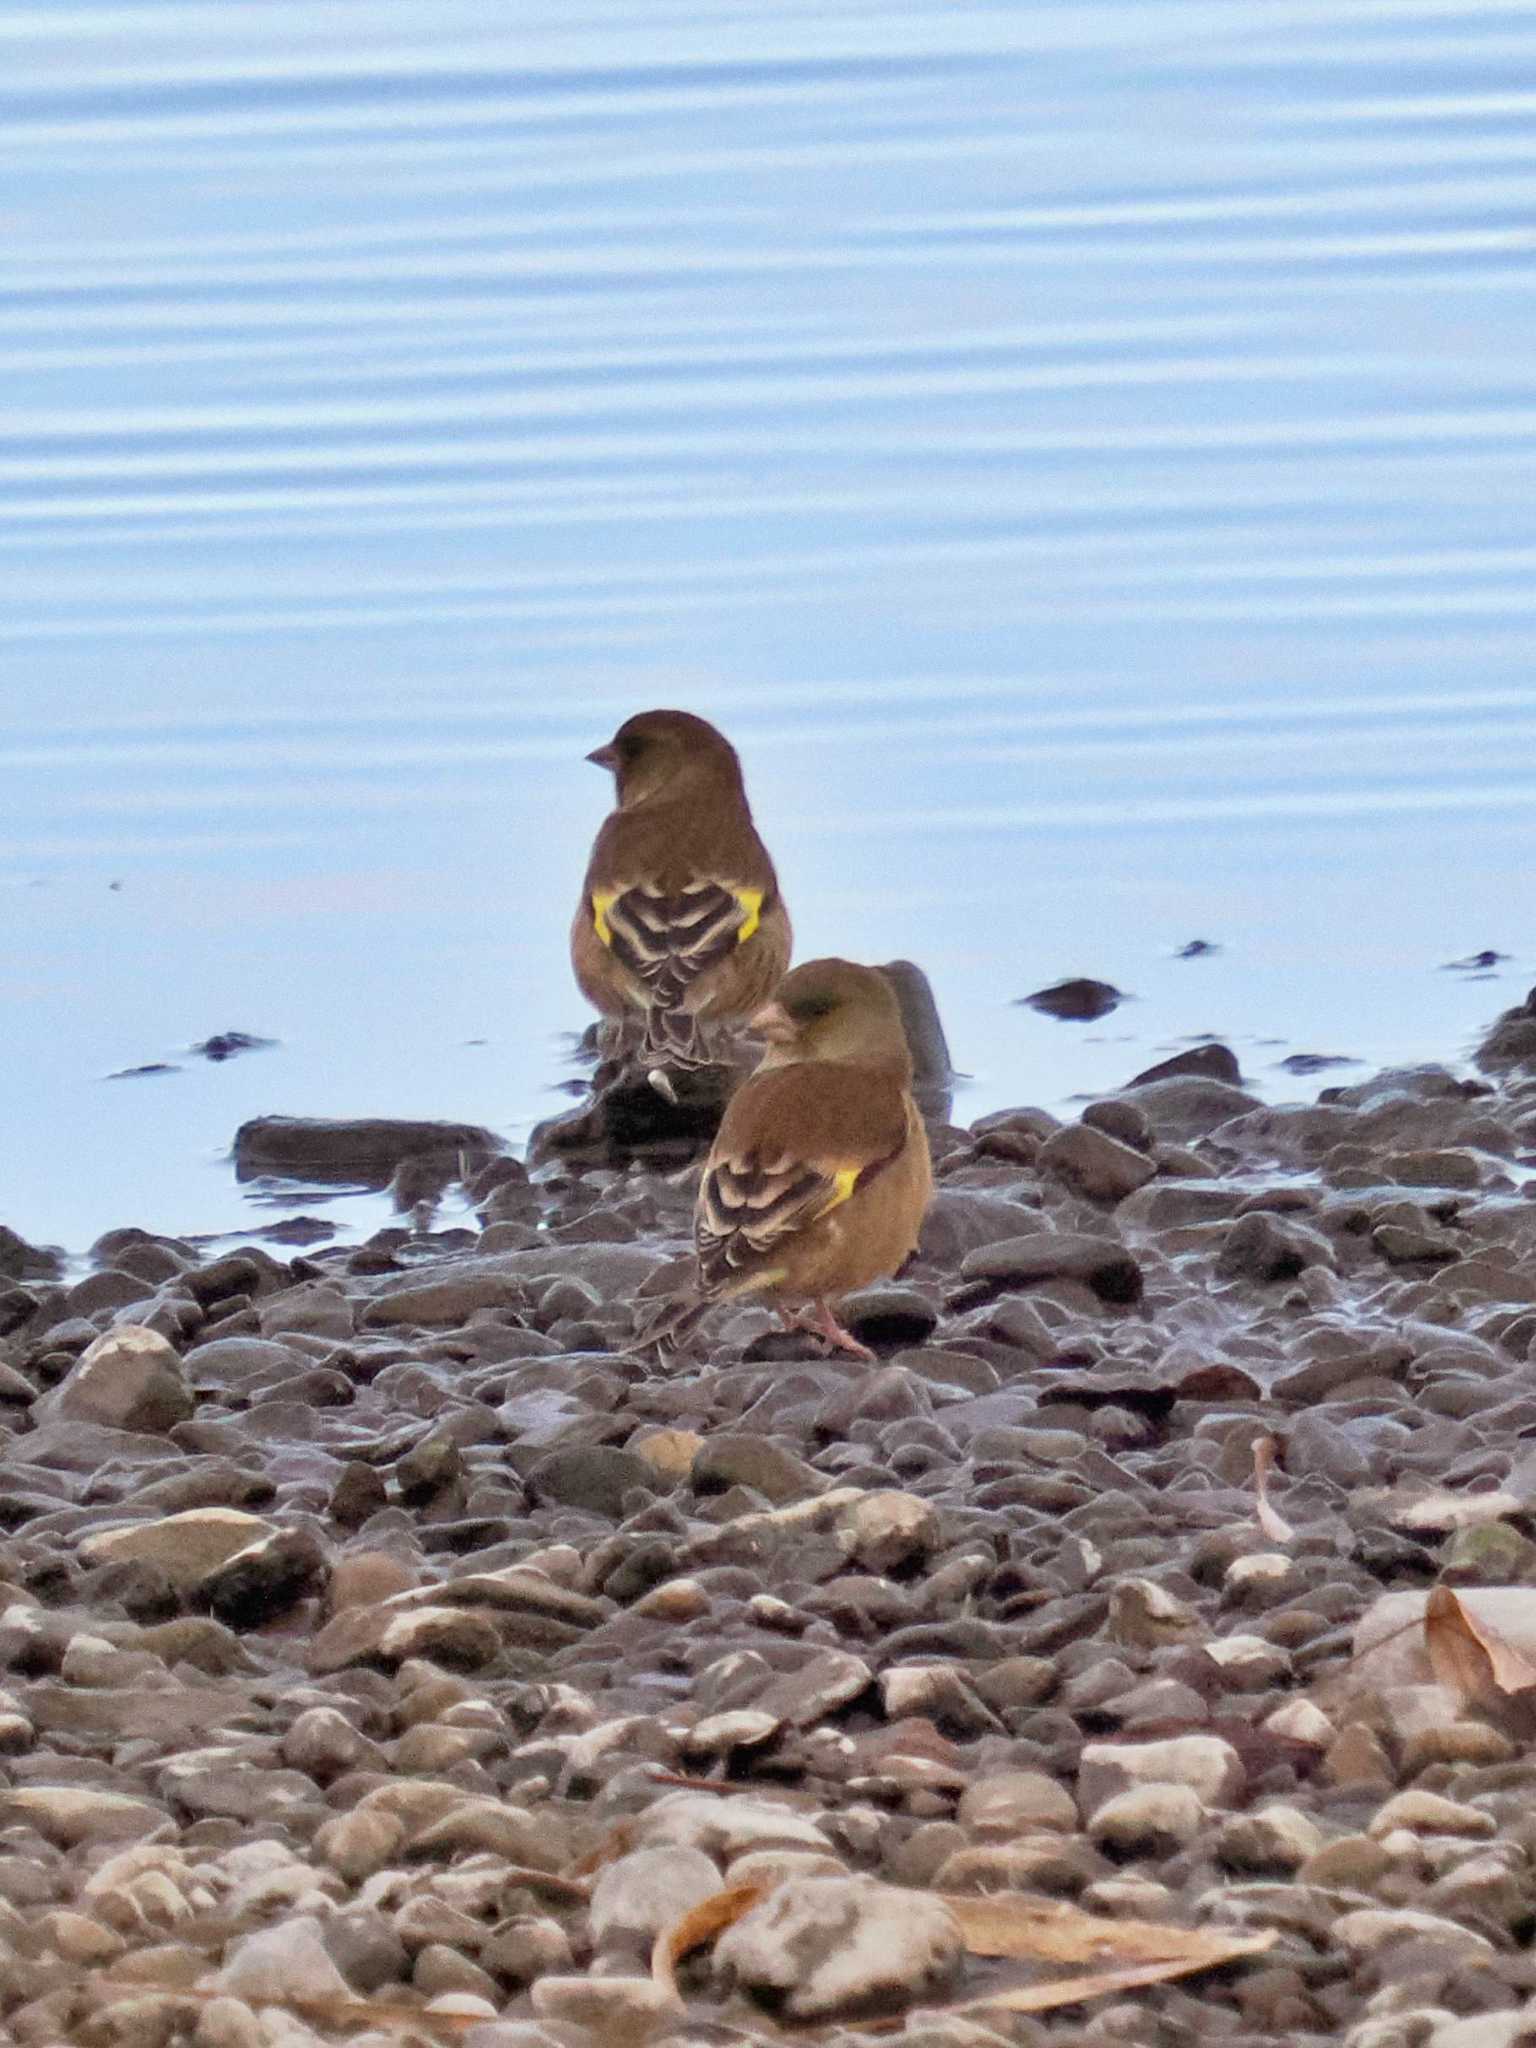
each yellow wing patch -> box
[591,888,619,946]
[733,887,764,943]
[814,1167,861,1220]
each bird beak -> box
[750,1001,797,1045]
[585,743,619,772]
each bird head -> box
[586,708,744,808]
[751,958,911,1069]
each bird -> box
[640,956,933,1361]
[572,708,792,1097]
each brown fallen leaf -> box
[947,1893,1273,1972]
[859,1949,1276,2029]
[1252,1435,1294,1545]
[1424,1585,1536,1703]
[652,1883,1275,2032]
[652,1880,769,1998]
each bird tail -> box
[633,1288,714,1358]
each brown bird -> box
[642,957,933,1361]
[572,709,792,1094]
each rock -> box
[1107,1577,1202,1648]
[1089,1783,1207,1854]
[1476,990,1536,1074]
[684,1707,780,1755]
[1216,1212,1333,1283]
[215,1915,353,2001]
[1078,1734,1244,1811]
[280,1707,382,1782]
[0,1224,63,1280]
[378,1607,502,1671]
[233,1116,504,1188]
[35,1325,193,1433]
[959,1233,1144,1306]
[1020,977,1124,1022]
[1082,1097,1154,1148]
[692,1435,824,1505]
[363,1272,523,1327]
[1038,1124,1157,1202]
[630,1430,704,1483]
[78,1511,277,1591]
[920,1191,1044,1264]
[714,1875,963,2019]
[755,1649,873,1726]
[0,1786,169,1847]
[879,959,954,1116]
[480,1916,573,1989]
[1332,1906,1495,1959]
[527,1446,656,1518]
[841,1284,940,1349]
[198,1530,328,1628]
[835,1491,942,1574]
[633,1792,834,1861]
[1217,1805,1323,1873]
[590,1847,722,1952]
[957,1771,1077,1837]
[529,1976,678,2046]
[1284,1411,1373,1488]
[1127,1044,1242,1088]
[315,1808,404,1882]
[1121,1074,1262,1137]
[1368,1791,1496,1839]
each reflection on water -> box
[4,0,1536,1251]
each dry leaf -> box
[652,1881,769,1997]
[1252,1435,1294,1544]
[848,1898,1275,2030]
[946,1893,1272,1971]
[1425,1585,1536,1702]
[876,1950,1274,2026]
[653,1882,1275,2034]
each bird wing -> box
[694,1062,909,1295]
[591,880,766,1004]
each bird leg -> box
[811,1299,876,1363]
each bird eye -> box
[792,993,837,1021]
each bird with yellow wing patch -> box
[642,957,933,1361]
[572,709,792,1097]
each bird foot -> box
[811,1300,876,1363]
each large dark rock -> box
[233,1117,505,1189]
[0,1227,63,1283]
[1475,986,1536,1073]
[1127,1043,1242,1088]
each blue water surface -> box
[4,0,1535,1251]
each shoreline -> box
[2,991,1536,2041]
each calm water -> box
[5,0,1536,1254]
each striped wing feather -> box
[604,881,751,1014]
[695,1061,909,1293]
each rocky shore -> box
[9,992,1536,2048]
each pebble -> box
[1037,1123,1157,1202]
[713,1875,964,2019]
[78,1509,278,1588]
[957,1770,1078,1837]
[35,1325,193,1434]
[1089,1783,1208,1853]
[14,1043,1536,2045]
[589,1846,723,1952]
[1078,1734,1245,1810]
